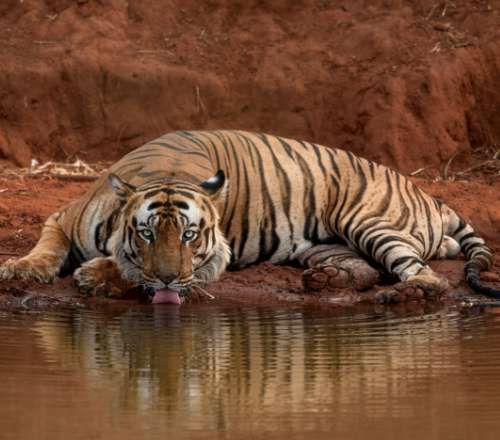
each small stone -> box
[433,22,451,32]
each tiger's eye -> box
[182,230,197,242]
[140,229,154,241]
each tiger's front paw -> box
[0,254,60,283]
[73,258,128,298]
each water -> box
[1,304,500,440]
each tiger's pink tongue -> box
[152,288,181,305]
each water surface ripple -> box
[1,305,500,439]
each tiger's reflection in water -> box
[32,304,473,431]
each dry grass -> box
[1,159,110,181]
[410,145,500,181]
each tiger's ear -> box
[108,173,136,201]
[200,170,227,201]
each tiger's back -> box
[64,130,444,269]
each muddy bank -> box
[0,173,498,312]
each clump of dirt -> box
[0,1,499,174]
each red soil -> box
[0,0,499,310]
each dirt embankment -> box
[0,0,499,310]
[0,1,499,173]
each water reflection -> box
[2,305,500,439]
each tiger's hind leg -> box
[73,257,136,298]
[298,244,381,292]
[436,235,461,259]
[0,213,70,283]
[374,244,450,304]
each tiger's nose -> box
[155,272,177,285]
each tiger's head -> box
[107,171,231,300]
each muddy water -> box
[1,305,500,440]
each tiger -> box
[0,130,498,304]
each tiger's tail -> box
[441,204,500,298]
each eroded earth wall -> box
[0,0,499,173]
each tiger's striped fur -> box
[0,130,497,299]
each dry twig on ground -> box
[2,159,109,181]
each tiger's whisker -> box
[192,284,215,300]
